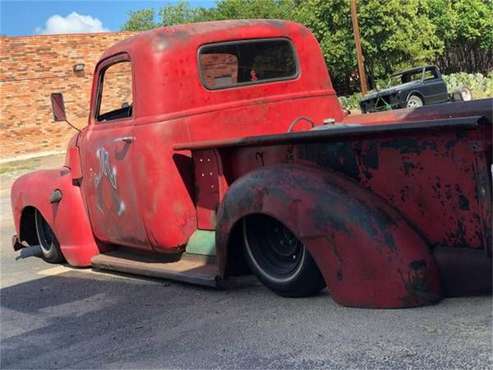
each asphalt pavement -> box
[0,156,492,369]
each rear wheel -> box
[406,94,424,108]
[242,215,325,297]
[34,210,65,263]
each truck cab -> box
[76,20,342,253]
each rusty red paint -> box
[214,164,442,308]
[68,146,82,183]
[193,149,229,230]
[189,101,491,307]
[9,20,491,308]
[11,20,341,260]
[11,168,99,266]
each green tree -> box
[428,0,493,73]
[121,2,210,30]
[360,0,442,77]
[123,1,297,29]
[121,9,158,31]
[160,1,212,25]
[294,0,355,93]
[295,0,442,93]
[212,0,296,20]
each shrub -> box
[338,93,362,111]
[443,72,493,100]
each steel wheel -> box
[34,210,65,263]
[244,215,304,283]
[406,94,424,108]
[243,214,325,297]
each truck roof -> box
[95,20,335,120]
[101,19,310,60]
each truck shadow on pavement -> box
[0,270,329,369]
[1,269,491,369]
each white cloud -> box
[36,12,109,35]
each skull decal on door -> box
[95,147,125,215]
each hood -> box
[361,80,420,101]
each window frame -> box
[423,67,439,81]
[94,53,135,124]
[197,37,300,91]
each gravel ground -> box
[1,154,491,369]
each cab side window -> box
[96,61,133,122]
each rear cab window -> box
[199,38,298,90]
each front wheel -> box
[35,210,65,263]
[243,215,325,297]
[406,94,424,108]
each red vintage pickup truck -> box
[11,20,492,308]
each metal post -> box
[350,0,368,95]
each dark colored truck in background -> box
[360,65,450,113]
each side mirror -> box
[50,93,67,122]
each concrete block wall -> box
[0,31,137,160]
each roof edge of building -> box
[0,31,139,40]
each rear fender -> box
[11,168,99,266]
[216,164,442,308]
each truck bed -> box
[173,99,492,303]
[176,98,492,257]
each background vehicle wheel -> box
[34,210,65,263]
[242,215,325,297]
[406,94,424,108]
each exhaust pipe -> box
[16,245,43,260]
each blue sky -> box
[1,0,215,36]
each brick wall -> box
[99,61,133,117]
[0,31,137,160]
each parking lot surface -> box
[1,156,491,369]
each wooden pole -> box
[350,0,368,95]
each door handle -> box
[114,136,135,144]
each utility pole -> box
[350,0,368,95]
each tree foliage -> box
[211,0,296,20]
[160,1,212,25]
[296,0,442,93]
[121,0,493,95]
[428,0,493,74]
[121,9,158,31]
[122,0,297,29]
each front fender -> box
[11,167,99,266]
[216,164,442,308]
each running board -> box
[91,251,220,288]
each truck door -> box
[79,54,149,249]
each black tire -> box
[34,210,65,264]
[242,215,325,297]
